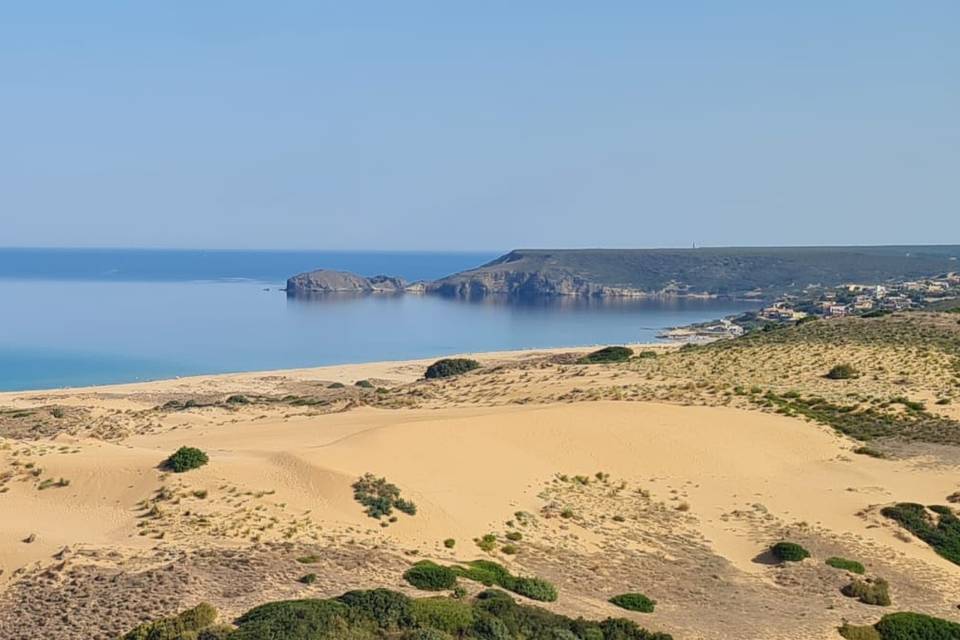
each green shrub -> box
[450,560,557,602]
[770,541,810,562]
[471,614,512,640]
[637,351,657,359]
[826,364,860,380]
[609,593,656,613]
[826,557,866,574]
[232,599,366,640]
[126,589,672,640]
[122,602,218,640]
[299,573,318,584]
[853,446,886,459]
[599,617,672,640]
[838,622,881,640]
[163,447,209,473]
[328,382,346,389]
[506,577,557,602]
[874,611,960,639]
[336,588,414,630]
[225,394,250,404]
[881,503,960,565]
[505,532,522,541]
[425,358,481,379]
[500,544,518,555]
[476,534,498,552]
[355,379,374,388]
[410,598,474,634]
[443,538,456,549]
[352,473,417,520]
[577,346,633,364]
[404,561,458,591]
[842,577,891,606]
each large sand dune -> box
[2,340,960,638]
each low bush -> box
[577,346,633,364]
[443,538,456,549]
[122,602,218,640]
[299,573,318,584]
[404,561,458,591]
[881,503,960,565]
[232,599,363,640]
[609,593,656,613]
[853,446,886,459]
[124,589,673,640]
[505,531,522,542]
[500,544,518,555]
[355,379,374,388]
[842,577,891,606]
[770,541,810,562]
[425,358,480,379]
[838,622,881,640]
[874,611,960,639]
[508,577,558,602]
[825,364,860,380]
[337,588,414,630]
[826,557,866,574]
[352,473,417,520]
[451,560,557,602]
[637,351,657,359]
[410,598,474,634]
[163,446,209,473]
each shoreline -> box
[0,341,671,400]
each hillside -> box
[426,246,960,298]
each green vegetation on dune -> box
[881,503,960,566]
[121,589,671,640]
[122,602,217,640]
[842,577,891,606]
[404,562,458,591]
[412,559,560,603]
[758,392,960,446]
[770,541,810,562]
[608,593,656,613]
[841,612,960,640]
[825,557,865,574]
[163,446,209,473]
[577,346,633,364]
[425,358,481,379]
[352,473,417,521]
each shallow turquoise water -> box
[0,249,757,391]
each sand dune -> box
[3,344,960,639]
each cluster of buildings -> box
[757,273,960,321]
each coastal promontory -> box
[285,269,407,294]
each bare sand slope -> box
[4,398,960,638]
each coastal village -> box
[660,272,960,342]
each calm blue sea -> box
[0,249,758,391]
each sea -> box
[0,249,759,391]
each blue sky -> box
[2,2,957,250]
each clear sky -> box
[3,2,957,251]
